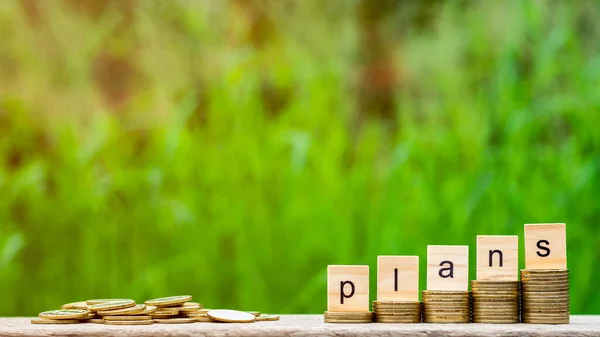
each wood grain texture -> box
[427,245,469,291]
[377,255,419,301]
[476,235,518,281]
[327,265,369,312]
[1,316,599,337]
[524,223,567,270]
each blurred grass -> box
[1,0,600,315]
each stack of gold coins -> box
[471,280,520,323]
[520,269,570,324]
[323,311,373,323]
[421,291,470,323]
[372,301,421,323]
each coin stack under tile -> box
[520,269,570,324]
[471,280,520,323]
[372,301,422,323]
[323,311,373,323]
[421,291,471,323]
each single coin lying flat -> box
[104,320,154,325]
[39,309,89,320]
[87,299,132,305]
[103,315,153,321]
[31,318,81,324]
[255,314,280,321]
[98,304,146,316]
[89,299,136,312]
[154,318,197,324]
[207,309,256,323]
[145,295,192,307]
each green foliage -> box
[0,0,599,315]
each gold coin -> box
[423,308,469,312]
[103,315,153,321]
[471,288,519,293]
[421,298,470,303]
[472,306,518,311]
[423,311,470,316]
[39,309,89,320]
[522,309,569,315]
[374,309,422,315]
[151,313,179,319]
[521,317,569,324]
[523,303,569,309]
[207,309,256,323]
[324,311,373,317]
[154,308,179,314]
[373,301,421,305]
[98,304,146,316]
[324,319,372,323]
[87,299,131,305]
[472,302,518,307]
[520,269,568,273]
[324,314,373,320]
[423,317,469,323]
[520,278,569,284]
[471,280,519,285]
[521,291,569,296]
[194,315,214,322]
[521,284,569,289]
[61,301,90,310]
[375,318,421,323]
[422,290,470,295]
[255,314,280,322]
[89,300,136,312]
[423,304,470,310]
[521,293,569,303]
[176,302,202,312]
[472,315,520,321]
[154,318,197,324]
[373,304,421,309]
[31,318,81,324]
[522,311,570,316]
[471,294,518,299]
[145,295,192,307]
[375,312,421,317]
[139,305,158,315]
[471,286,519,290]
[105,320,154,325]
[472,318,519,324]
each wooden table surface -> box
[1,315,599,337]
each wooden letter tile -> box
[427,245,469,291]
[377,256,419,301]
[524,223,567,270]
[327,265,369,312]
[476,235,518,281]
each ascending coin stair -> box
[31,296,280,325]
[324,269,570,324]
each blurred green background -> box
[1,0,599,316]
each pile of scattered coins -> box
[31,296,279,325]
[421,290,471,323]
[471,280,520,323]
